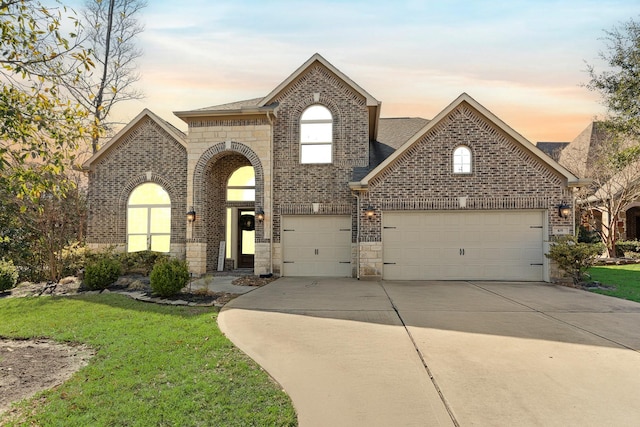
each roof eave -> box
[174,104,279,122]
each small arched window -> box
[127,183,171,253]
[300,105,332,164]
[453,146,472,174]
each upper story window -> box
[300,105,332,164]
[227,166,255,201]
[127,182,171,253]
[453,146,472,174]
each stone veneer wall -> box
[358,104,574,280]
[185,120,272,275]
[86,118,187,255]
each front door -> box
[237,209,255,268]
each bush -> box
[84,257,122,290]
[60,242,91,278]
[0,259,19,292]
[118,251,169,275]
[150,259,190,297]
[546,235,604,285]
[616,240,640,258]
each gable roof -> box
[350,93,583,189]
[259,53,380,108]
[82,109,187,170]
[259,53,381,141]
[558,122,610,177]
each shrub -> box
[84,257,122,290]
[0,259,19,292]
[546,235,604,285]
[118,251,169,275]
[150,259,190,297]
[60,242,91,278]
[616,240,640,258]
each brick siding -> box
[86,118,187,252]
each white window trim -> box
[453,145,472,174]
[300,105,333,164]
[127,184,171,253]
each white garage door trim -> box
[382,210,547,281]
[281,215,352,277]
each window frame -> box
[126,183,171,253]
[226,166,256,202]
[452,145,472,174]
[300,104,333,164]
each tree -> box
[0,167,87,282]
[0,0,93,200]
[68,0,146,153]
[586,18,640,139]
[576,18,640,257]
[566,130,640,257]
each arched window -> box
[300,105,332,164]
[227,166,255,201]
[453,146,472,174]
[127,183,171,253]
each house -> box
[83,53,581,281]
[558,122,640,242]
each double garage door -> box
[282,216,352,277]
[383,211,545,281]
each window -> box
[453,146,472,174]
[127,183,171,253]
[300,105,332,163]
[227,166,255,201]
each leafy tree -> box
[586,18,640,139]
[573,18,640,257]
[0,167,87,282]
[68,0,146,153]
[0,0,93,200]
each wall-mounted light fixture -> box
[364,206,375,218]
[186,207,196,222]
[558,202,571,219]
[256,208,265,222]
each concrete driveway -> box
[218,278,640,426]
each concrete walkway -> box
[218,278,640,426]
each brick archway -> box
[192,142,264,271]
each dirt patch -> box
[0,338,94,415]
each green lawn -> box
[0,294,296,426]
[588,263,640,303]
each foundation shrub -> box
[84,257,122,290]
[149,259,189,297]
[546,235,604,285]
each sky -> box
[71,0,640,143]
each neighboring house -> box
[83,53,581,281]
[536,142,569,162]
[558,122,640,241]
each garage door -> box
[282,216,352,277]
[383,211,545,281]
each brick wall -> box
[360,104,572,242]
[271,64,369,243]
[86,118,188,254]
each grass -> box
[0,294,297,426]
[588,263,640,303]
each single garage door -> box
[383,211,545,281]
[282,215,352,277]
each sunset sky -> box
[75,0,640,144]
